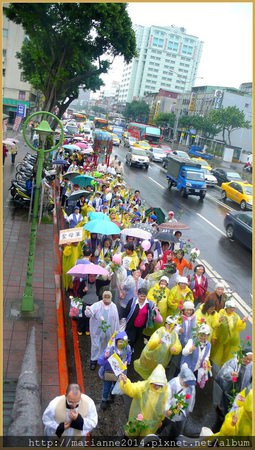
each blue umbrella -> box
[53,159,68,165]
[84,219,121,235]
[88,212,110,221]
[63,144,80,151]
[72,175,94,187]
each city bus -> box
[94,117,109,130]
[127,122,161,146]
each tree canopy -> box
[208,106,251,145]
[154,112,175,128]
[123,101,150,123]
[4,3,136,119]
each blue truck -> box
[165,154,207,200]
[188,145,214,160]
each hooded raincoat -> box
[134,325,182,379]
[143,283,171,336]
[85,300,119,361]
[120,364,169,436]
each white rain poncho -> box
[85,300,119,361]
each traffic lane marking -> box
[196,213,225,236]
[148,177,164,189]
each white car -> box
[126,147,150,170]
[203,168,218,187]
[148,147,166,162]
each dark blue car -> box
[224,211,252,250]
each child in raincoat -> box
[134,316,182,380]
[168,276,194,316]
[98,331,132,411]
[119,364,170,437]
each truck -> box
[188,145,214,160]
[165,155,207,200]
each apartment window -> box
[20,72,26,82]
[3,68,6,77]
[153,37,164,48]
[182,45,193,55]
[18,91,26,100]
[3,49,7,58]
[3,28,8,38]
[168,42,178,51]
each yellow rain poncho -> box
[62,243,81,290]
[213,388,252,438]
[210,309,246,367]
[120,364,169,436]
[168,285,194,316]
[195,305,220,342]
[144,283,171,336]
[134,325,182,379]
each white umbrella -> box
[3,139,16,147]
[121,227,152,240]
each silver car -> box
[126,147,150,170]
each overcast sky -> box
[99,2,252,92]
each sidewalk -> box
[3,133,62,431]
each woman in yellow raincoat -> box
[119,364,170,437]
[213,387,252,438]
[134,316,182,379]
[195,299,220,342]
[210,299,248,368]
[62,242,81,290]
[143,276,171,337]
[168,276,194,316]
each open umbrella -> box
[68,189,92,202]
[63,171,80,181]
[88,211,110,221]
[133,223,157,233]
[63,144,80,151]
[73,136,85,141]
[76,142,88,149]
[158,222,190,231]
[53,159,68,165]
[84,219,121,235]
[67,263,109,277]
[153,231,178,242]
[121,227,152,240]
[3,139,16,147]
[80,147,94,154]
[5,138,19,144]
[72,175,94,187]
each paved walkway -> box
[3,133,61,418]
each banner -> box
[59,227,84,245]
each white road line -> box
[148,177,164,189]
[196,212,225,236]
[206,192,233,211]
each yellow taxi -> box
[191,157,212,171]
[110,133,121,146]
[133,140,152,151]
[221,181,253,210]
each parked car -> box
[224,210,252,250]
[148,147,166,162]
[202,168,218,187]
[123,136,137,148]
[221,181,253,210]
[211,168,243,186]
[125,147,150,170]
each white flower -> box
[100,316,104,321]
[190,247,200,257]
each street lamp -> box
[21,111,64,312]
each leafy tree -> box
[208,106,251,145]
[179,115,223,139]
[154,112,175,128]
[123,101,150,122]
[4,3,136,121]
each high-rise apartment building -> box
[118,24,203,104]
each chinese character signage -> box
[59,227,84,245]
[16,104,26,117]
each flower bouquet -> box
[168,392,190,420]
[99,316,111,333]
[124,413,155,437]
[69,296,83,318]
[189,247,200,262]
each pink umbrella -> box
[158,222,190,231]
[76,142,88,149]
[67,263,109,277]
